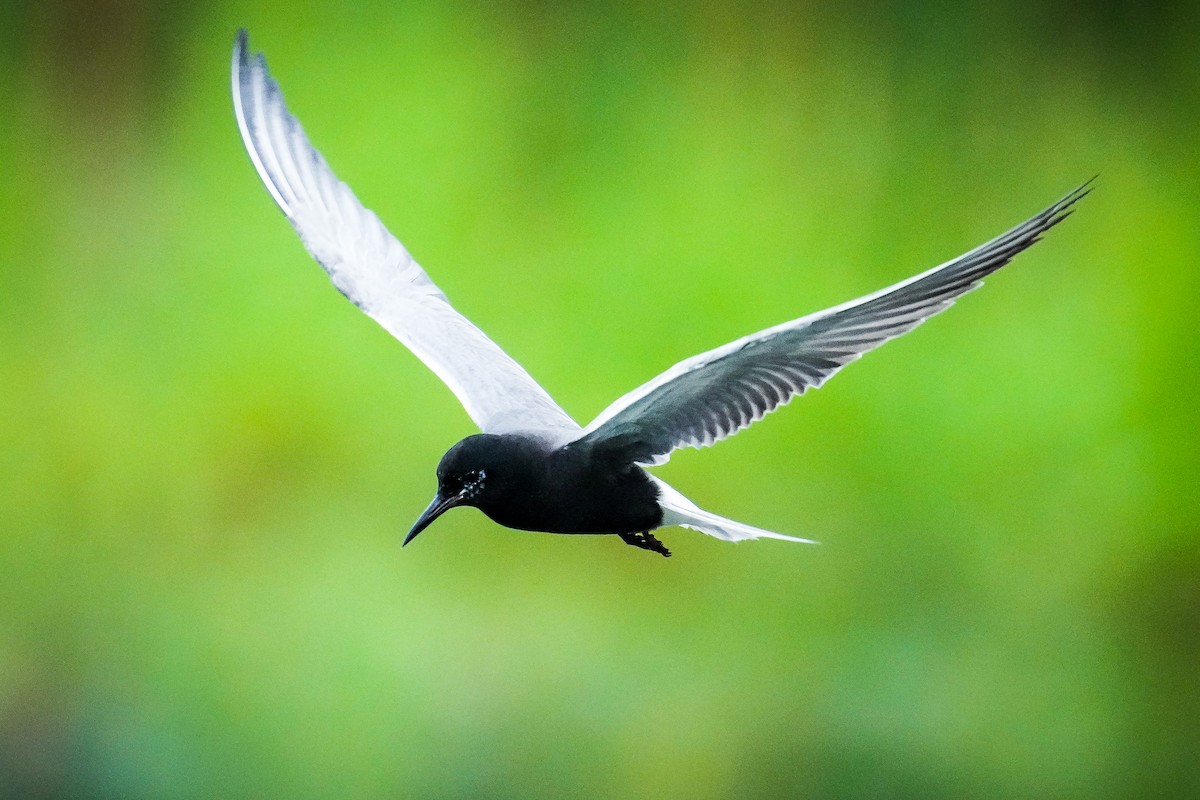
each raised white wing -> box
[232,31,578,438]
[575,183,1090,466]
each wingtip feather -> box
[231,29,294,217]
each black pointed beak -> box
[404,490,463,547]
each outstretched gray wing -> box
[232,31,578,438]
[575,183,1090,465]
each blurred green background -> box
[2,1,1197,797]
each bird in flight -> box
[232,31,1088,557]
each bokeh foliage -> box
[1,1,1197,797]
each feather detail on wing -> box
[232,31,578,439]
[576,182,1091,465]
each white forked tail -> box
[651,479,818,544]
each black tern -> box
[232,31,1088,557]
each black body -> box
[406,434,665,551]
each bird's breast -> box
[480,447,663,535]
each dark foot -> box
[619,531,672,558]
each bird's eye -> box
[456,469,485,499]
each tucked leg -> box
[618,531,672,558]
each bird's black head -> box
[404,435,504,547]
